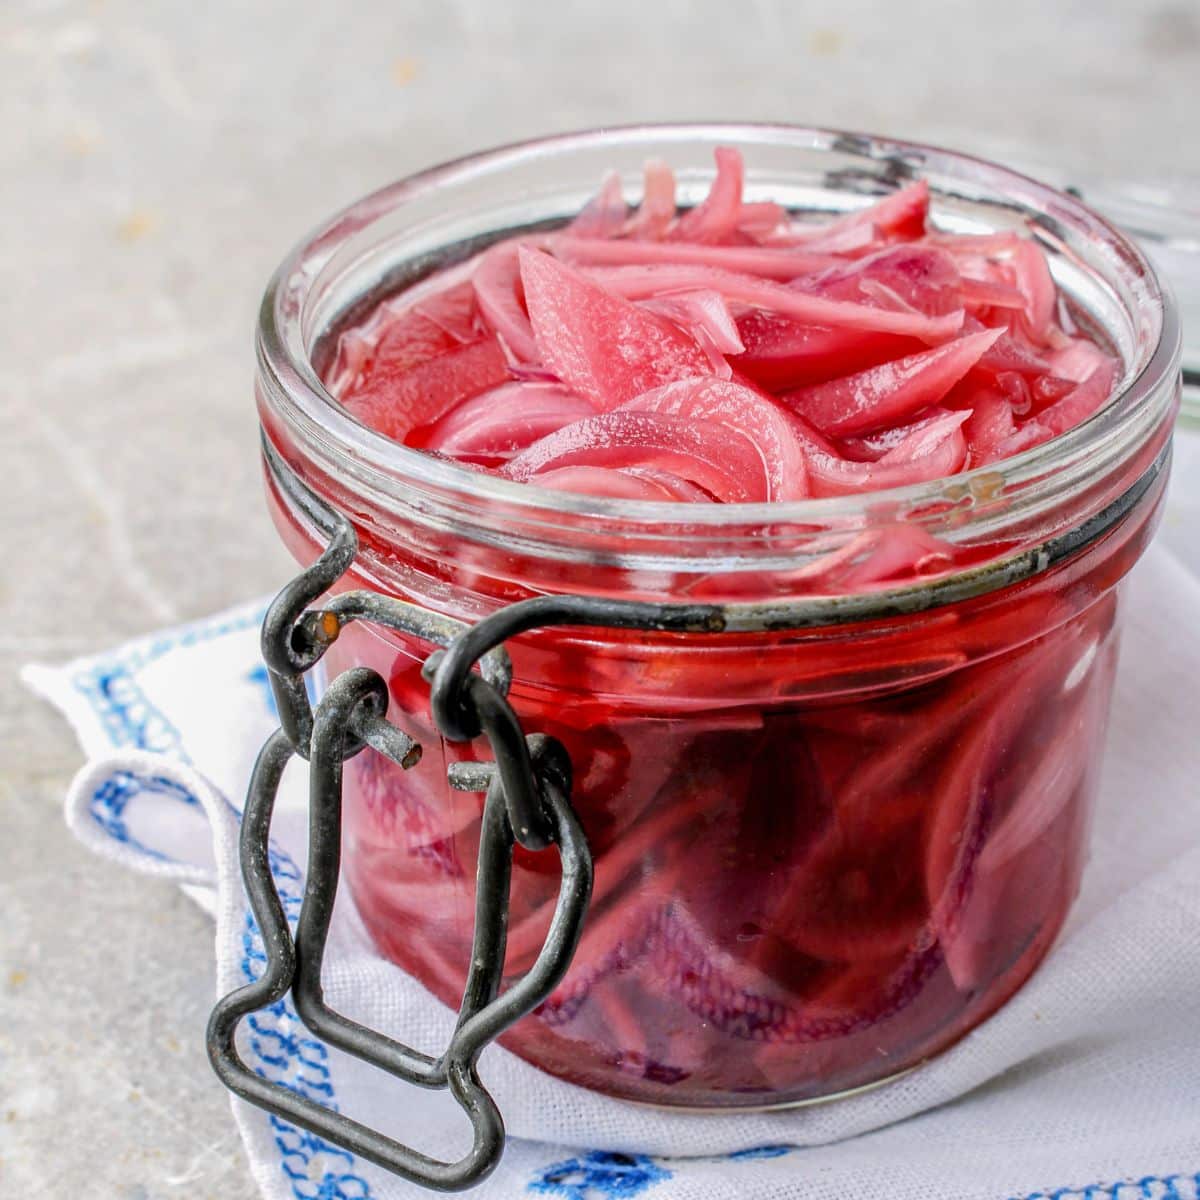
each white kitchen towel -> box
[23,533,1200,1200]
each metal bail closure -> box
[206,451,593,1192]
[206,694,591,1190]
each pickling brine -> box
[257,128,1178,1107]
[308,511,1137,1105]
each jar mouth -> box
[257,122,1180,572]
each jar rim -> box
[256,122,1180,572]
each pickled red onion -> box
[332,145,1117,527]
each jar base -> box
[487,893,1072,1110]
[614,1063,920,1115]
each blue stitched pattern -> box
[76,608,377,1199]
[524,1145,795,1197]
[75,663,189,758]
[234,809,376,1198]
[273,1116,371,1199]
[523,1149,1200,1199]
[89,760,377,1200]
[71,606,266,761]
[89,770,200,860]
[726,1145,792,1161]
[1010,1174,1200,1200]
[529,1151,671,1197]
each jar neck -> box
[254,124,1181,607]
[265,430,1167,711]
[262,431,1171,626]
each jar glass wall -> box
[255,126,1180,1108]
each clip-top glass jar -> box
[253,125,1180,1111]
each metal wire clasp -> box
[205,459,595,1191]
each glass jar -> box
[255,125,1180,1109]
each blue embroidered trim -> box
[89,770,200,861]
[92,765,378,1200]
[70,606,267,762]
[525,1148,1200,1199]
[726,1145,792,1162]
[75,602,374,1200]
[529,1151,671,1197]
[524,1145,792,1196]
[235,818,378,1198]
[1009,1174,1200,1200]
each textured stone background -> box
[2,1,1197,1196]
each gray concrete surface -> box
[2,1,1197,1195]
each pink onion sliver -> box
[833,179,930,238]
[767,182,928,251]
[420,382,597,458]
[504,410,768,502]
[638,291,746,355]
[773,523,954,591]
[841,407,963,463]
[963,314,1052,375]
[765,219,879,254]
[585,264,964,343]
[554,234,840,280]
[779,409,840,458]
[879,409,971,464]
[992,421,1053,460]
[670,145,744,243]
[783,328,1002,437]
[507,363,563,383]
[1011,240,1057,342]
[926,231,1025,255]
[1050,338,1117,384]
[331,328,374,392]
[735,201,788,239]
[944,251,1010,283]
[958,276,1027,310]
[519,248,715,409]
[568,171,629,238]
[531,465,681,501]
[806,412,969,497]
[806,243,962,312]
[690,329,736,379]
[1037,361,1119,437]
[620,466,716,502]
[979,731,1088,878]
[963,392,1019,467]
[996,371,1033,415]
[473,242,539,362]
[413,286,480,343]
[620,378,809,501]
[857,279,923,315]
[778,221,880,255]
[836,524,957,589]
[626,159,677,240]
